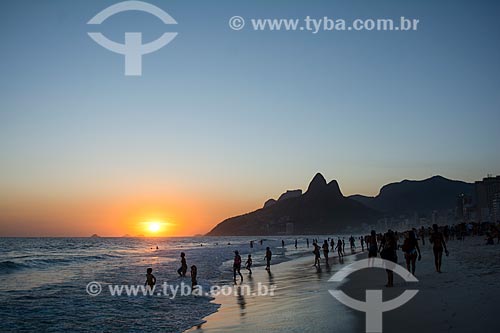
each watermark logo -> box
[87,1,178,76]
[328,258,418,333]
[86,281,276,299]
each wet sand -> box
[187,237,500,332]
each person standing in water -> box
[245,254,252,274]
[295,239,298,249]
[379,230,398,287]
[430,224,449,273]
[306,238,309,248]
[360,236,365,252]
[402,231,421,275]
[233,251,243,282]
[265,247,272,270]
[145,268,156,289]
[282,240,285,248]
[177,252,187,277]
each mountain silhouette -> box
[349,175,473,215]
[207,173,380,236]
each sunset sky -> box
[1,0,500,236]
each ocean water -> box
[0,236,318,332]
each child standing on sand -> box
[145,268,156,289]
[245,254,252,274]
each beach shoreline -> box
[186,236,500,333]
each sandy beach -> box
[187,236,500,333]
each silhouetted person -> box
[145,268,156,289]
[250,240,254,248]
[360,236,365,251]
[322,240,330,265]
[335,239,343,258]
[245,254,252,274]
[306,238,309,248]
[430,224,449,273]
[233,251,243,282]
[265,247,272,271]
[342,238,346,255]
[191,265,198,287]
[330,238,335,251]
[380,230,398,287]
[177,252,187,277]
[402,231,421,275]
[313,242,321,267]
[295,239,298,249]
[282,240,285,248]
[368,230,378,258]
[420,226,426,246]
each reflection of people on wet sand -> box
[191,265,198,287]
[245,254,252,274]
[177,252,187,277]
[233,251,243,282]
[145,268,156,289]
[430,224,449,273]
[265,247,272,271]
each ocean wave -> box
[0,261,28,273]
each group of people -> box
[232,247,273,282]
[145,222,493,290]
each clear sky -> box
[1,0,499,236]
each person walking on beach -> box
[191,265,198,287]
[380,230,398,287]
[335,238,343,259]
[177,252,188,277]
[313,242,321,267]
[368,230,378,258]
[420,226,426,246]
[360,236,365,251]
[265,247,272,271]
[322,240,330,265]
[342,238,346,255]
[430,224,449,273]
[145,268,156,289]
[245,254,252,274]
[402,231,421,275]
[233,251,243,282]
[330,238,335,251]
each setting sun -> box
[147,221,162,233]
